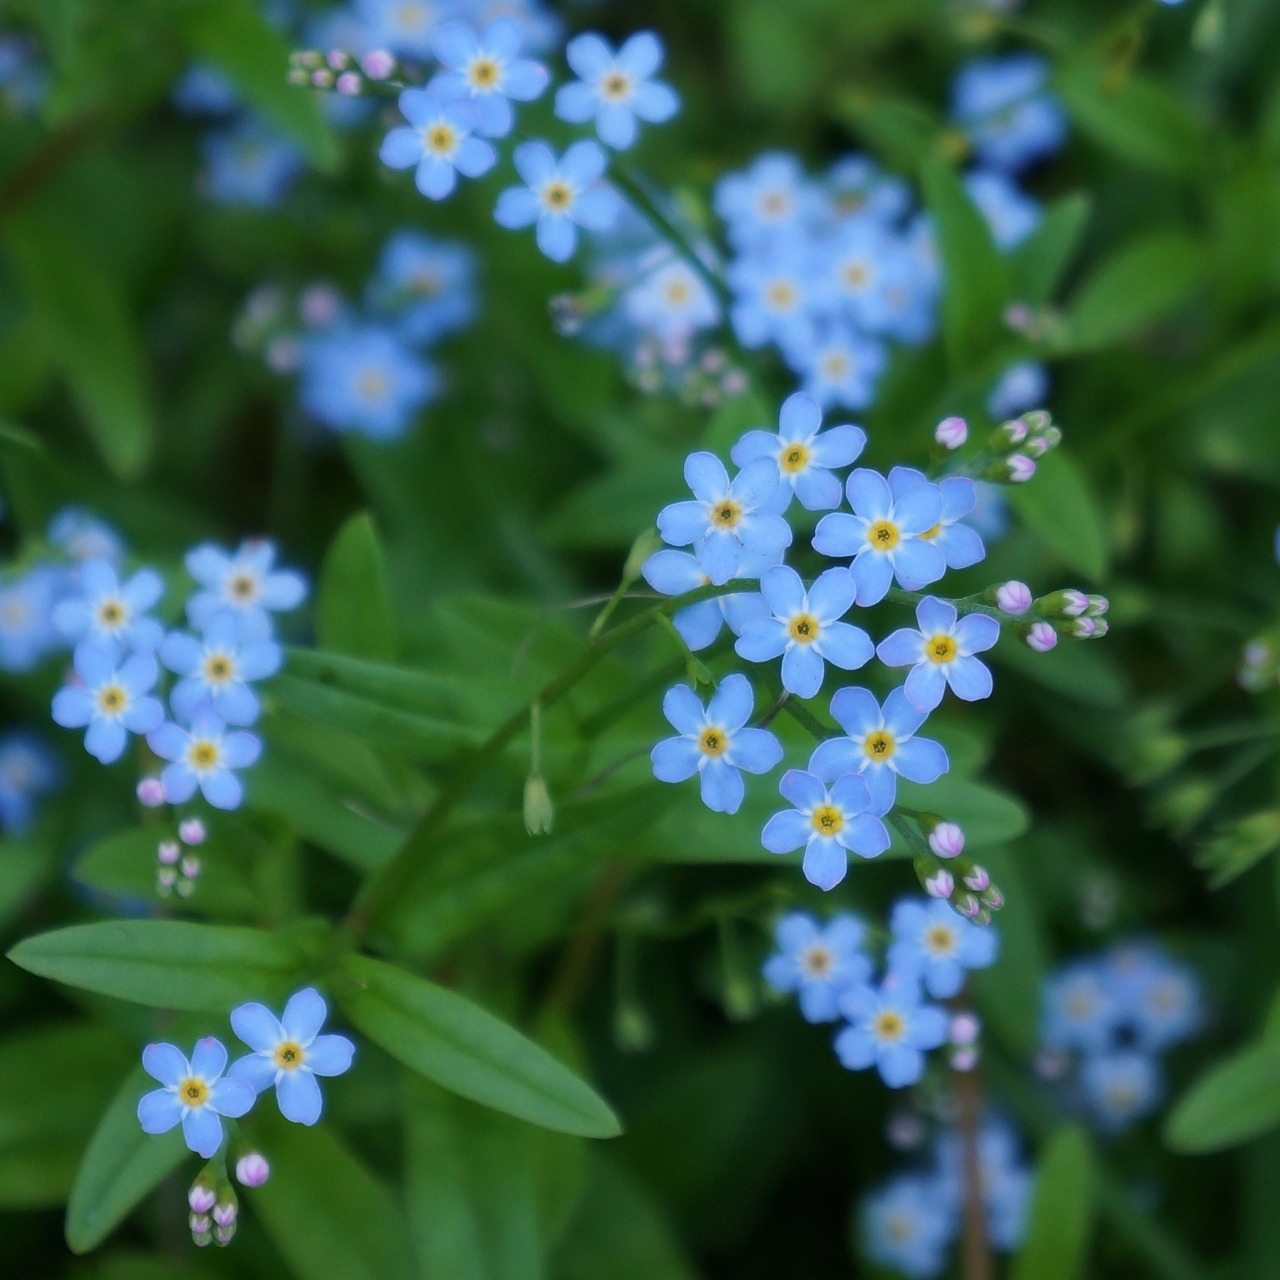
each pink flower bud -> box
[935,416,968,449]
[1001,418,1029,445]
[214,1223,236,1246]
[299,284,341,327]
[175,877,194,898]
[1244,641,1270,668]
[886,1111,926,1150]
[265,335,300,374]
[236,1152,270,1187]
[981,887,1005,911]
[928,822,965,859]
[955,893,982,919]
[157,840,180,866]
[995,581,1032,615]
[361,49,395,79]
[1061,590,1089,617]
[1026,622,1058,653]
[181,855,202,879]
[336,71,361,96]
[157,867,177,889]
[950,1046,979,1072]
[1073,617,1098,638]
[190,1212,210,1234]
[179,818,206,846]
[1003,303,1033,331]
[188,1183,217,1214]
[721,369,748,396]
[963,866,990,892]
[1008,453,1036,482]
[925,870,954,900]
[950,1012,981,1046]
[137,777,166,807]
[310,68,334,89]
[1087,594,1109,616]
[326,49,351,70]
[212,1201,237,1227]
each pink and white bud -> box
[188,1183,217,1214]
[236,1152,270,1187]
[157,840,180,866]
[950,1046,979,1072]
[326,49,351,70]
[981,886,1005,911]
[137,777,166,808]
[1244,641,1271,669]
[361,49,395,79]
[181,855,202,879]
[297,50,323,69]
[955,893,982,919]
[1000,418,1029,445]
[336,71,361,96]
[1061,590,1089,617]
[214,1223,236,1246]
[935,416,968,449]
[190,1212,211,1234]
[212,1201,237,1228]
[720,368,748,397]
[179,817,206,845]
[1026,622,1058,653]
[995,581,1032,615]
[1086,594,1109,616]
[950,1012,981,1046]
[886,1110,926,1150]
[925,870,955,900]
[963,866,991,892]
[1008,453,1036,482]
[286,66,310,86]
[1024,436,1050,458]
[928,822,965,859]
[175,877,194,898]
[265,335,300,373]
[310,68,334,89]
[1073,617,1098,638]
[1003,302,1033,331]
[299,284,341,328]
[1089,618,1110,638]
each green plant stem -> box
[347,578,757,935]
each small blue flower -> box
[763,911,872,1022]
[430,17,548,139]
[783,325,888,413]
[651,674,783,814]
[372,231,477,345]
[726,246,828,351]
[52,645,165,764]
[173,64,239,115]
[353,0,441,59]
[621,257,719,345]
[52,558,164,653]
[200,119,302,208]
[887,898,999,999]
[988,360,1049,420]
[1106,941,1203,1052]
[735,566,872,699]
[299,323,438,440]
[160,611,282,726]
[0,733,59,834]
[935,1120,1031,1251]
[761,769,889,890]
[640,546,774,652]
[48,508,124,564]
[1041,960,1120,1054]
[379,89,497,200]
[877,598,1000,713]
[656,452,791,585]
[714,152,827,252]
[229,987,355,1126]
[138,1037,256,1158]
[494,139,620,262]
[147,711,262,810]
[555,31,679,150]
[0,35,48,115]
[889,468,986,572]
[184,540,307,632]
[0,568,61,673]
[826,154,912,224]
[952,55,1067,173]
[808,686,949,815]
[1080,1050,1162,1131]
[860,1175,955,1278]
[964,169,1041,250]
[812,468,947,606]
[835,974,948,1088]
[731,392,866,514]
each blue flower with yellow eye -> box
[0,568,61,673]
[147,711,262,810]
[835,974,948,1088]
[555,31,679,150]
[160,611,281,726]
[861,1175,954,1278]
[52,644,165,764]
[52,559,164,654]
[138,1038,256,1158]
[641,545,774,652]
[0,733,59,834]
[200,119,302,208]
[380,89,496,200]
[430,17,549,139]
[887,897,998,999]
[763,911,871,1022]
[888,468,986,572]
[952,55,1067,173]
[184,539,306,632]
[877,598,1000,713]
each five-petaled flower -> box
[185,540,306,631]
[877,597,1000,713]
[763,911,871,1023]
[554,31,680,150]
[52,558,164,652]
[51,645,165,764]
[147,711,262,810]
[379,88,496,200]
[887,897,998,999]
[429,17,548,139]
[160,611,282,726]
[835,977,948,1088]
[138,1037,256,1158]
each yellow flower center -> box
[811,804,843,836]
[886,1215,914,1244]
[766,281,796,309]
[543,181,572,209]
[602,71,632,101]
[698,726,728,757]
[178,1077,210,1108]
[926,634,956,664]
[919,522,941,541]
[1,600,28,626]
[1148,983,1181,1013]
[469,58,499,88]
[842,260,869,288]
[229,574,257,601]
[204,654,233,684]
[357,368,389,401]
[1065,990,1095,1019]
[788,612,820,645]
[868,520,900,551]
[710,499,742,530]
[98,599,125,627]
[821,352,850,378]
[189,740,220,770]
[779,442,809,473]
[273,1040,305,1071]
[801,945,833,977]
[759,190,789,218]
[864,729,895,761]
[97,684,126,714]
[425,123,457,154]
[411,270,441,297]
[925,925,956,955]
[396,3,426,30]
[874,1011,905,1041]
[1106,1083,1138,1112]
[664,278,691,305]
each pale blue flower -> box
[200,119,302,208]
[48,508,124,564]
[952,56,1067,173]
[1080,1050,1162,1131]
[964,170,1041,250]
[160,611,281,726]
[52,558,164,653]
[1106,941,1204,1052]
[380,89,496,200]
[835,974,948,1088]
[763,911,872,1022]
[640,546,774,652]
[935,1120,1031,1251]
[861,1175,954,1278]
[0,733,59,834]
[988,360,1049,420]
[714,152,828,252]
[51,645,165,764]
[555,31,679,150]
[1041,960,1120,1054]
[353,0,453,58]
[0,568,61,673]
[371,231,477,344]
[138,1037,256,1158]
[783,325,888,413]
[147,711,262,810]
[888,468,986,572]
[888,897,998,999]
[877,598,1000,713]
[184,540,306,631]
[430,17,548,138]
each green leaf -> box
[1056,232,1204,353]
[544,451,684,550]
[317,513,397,661]
[0,840,48,931]
[338,954,621,1138]
[894,776,1030,848]
[1008,192,1093,305]
[995,634,1129,709]
[248,1112,417,1280]
[7,920,309,1011]
[1011,1127,1094,1280]
[1166,1043,1280,1153]
[5,220,154,480]
[921,158,1010,372]
[702,389,773,456]
[66,1064,187,1253]
[1007,451,1110,581]
[183,0,338,169]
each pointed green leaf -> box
[1008,192,1093,305]
[317,512,397,661]
[1166,1043,1280,1154]
[1007,451,1110,581]
[1011,1127,1094,1280]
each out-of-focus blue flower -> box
[621,257,719,347]
[651,674,783,814]
[936,1120,1031,1251]
[785,325,888,412]
[147,710,262,810]
[861,1175,954,1279]
[0,36,47,115]
[1106,941,1204,1052]
[640,546,773,652]
[889,468,986,571]
[761,768,889,889]
[160,611,282,726]
[888,897,998,998]
[371,232,478,345]
[877,598,1000,713]
[1041,959,1119,1053]
[812,469,947,606]
[0,733,59,834]
[952,55,1067,172]
[138,1038,256,1158]
[379,89,496,200]
[731,391,865,512]
[430,17,548,139]
[714,152,828,252]
[656,452,791,584]
[735,565,872,699]
[1080,1049,1162,1130]
[809,687,948,816]
[299,323,438,440]
[988,360,1049,420]
[52,559,164,653]
[494,139,620,262]
[184,539,306,631]
[967,481,1010,542]
[51,645,165,764]
[964,170,1041,250]
[353,0,451,58]
[229,988,355,1126]
[555,31,679,150]
[835,975,948,1087]
[463,0,561,53]
[827,154,912,223]
[763,911,872,1022]
[0,568,61,673]
[173,64,239,115]
[200,119,303,208]
[48,508,123,564]
[726,246,828,351]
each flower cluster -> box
[138,988,354,1247]
[764,904,997,1088]
[1037,939,1203,1131]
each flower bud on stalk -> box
[236,1152,270,1187]
[928,822,965,859]
[1025,622,1058,652]
[935,416,968,449]
[992,581,1032,615]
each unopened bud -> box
[310,68,334,89]
[214,1222,236,1246]
[994,581,1032,615]
[158,840,180,866]
[935,416,968,449]
[925,870,955,900]
[175,877,194,898]
[951,1046,979,1071]
[361,49,395,79]
[1086,594,1109,616]
[928,822,965,859]
[1089,618,1109,637]
[963,866,990,892]
[1000,418,1029,445]
[188,1182,217,1214]
[212,1200,237,1228]
[1073,616,1098,638]
[522,774,554,835]
[954,893,982,919]
[624,528,663,582]
[950,1012,981,1046]
[326,49,351,70]
[981,886,1005,911]
[1021,410,1051,433]
[886,1110,926,1149]
[190,1212,211,1234]
[1008,454,1036,483]
[137,777,166,807]
[157,866,178,889]
[179,818,206,845]
[1061,590,1090,617]
[336,71,361,95]
[236,1153,270,1187]
[181,855,201,879]
[1025,622,1058,653]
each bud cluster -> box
[186,1153,270,1248]
[981,409,1063,484]
[914,838,1004,926]
[155,817,207,898]
[287,47,402,96]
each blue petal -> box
[228,1052,277,1093]
[798,984,841,1023]
[283,988,328,1044]
[684,451,729,502]
[892,485,942,535]
[811,423,866,469]
[84,717,126,764]
[864,764,896,815]
[761,808,811,853]
[182,1107,223,1158]
[536,212,576,262]
[829,773,871,814]
[878,1044,924,1088]
[142,1043,188,1086]
[775,911,820,954]
[807,738,859,782]
[882,687,928,738]
[760,564,805,617]
[554,80,598,124]
[829,686,882,737]
[651,736,700,783]
[940,522,986,570]
[231,1002,284,1053]
[209,1077,257,1119]
[811,512,862,559]
[915,597,958,634]
[662,683,705,735]
[728,727,783,774]
[891,539,947,590]
[699,533,740,587]
[893,736,949,784]
[673,601,723,650]
[946,656,993,702]
[876,628,925,667]
[850,552,893,606]
[835,1025,878,1070]
[792,468,842,511]
[138,1088,182,1134]
[306,1035,355,1076]
[905,663,947,712]
[707,672,753,730]
[597,103,637,150]
[699,758,744,813]
[735,619,789,663]
[802,838,847,890]
[955,612,1001,654]
[277,1069,323,1125]
[778,391,821,440]
[190,1037,226,1080]
[494,185,540,229]
[200,768,243,810]
[656,500,709,547]
[781,644,824,699]
[816,622,873,672]
[845,469,892,520]
[807,567,856,621]
[778,768,827,810]
[841,813,890,858]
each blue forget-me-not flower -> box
[555,32,679,150]
[138,1037,256,1159]
[877,597,1000,713]
[763,911,872,1022]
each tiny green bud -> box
[523,774,554,835]
[623,528,663,582]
